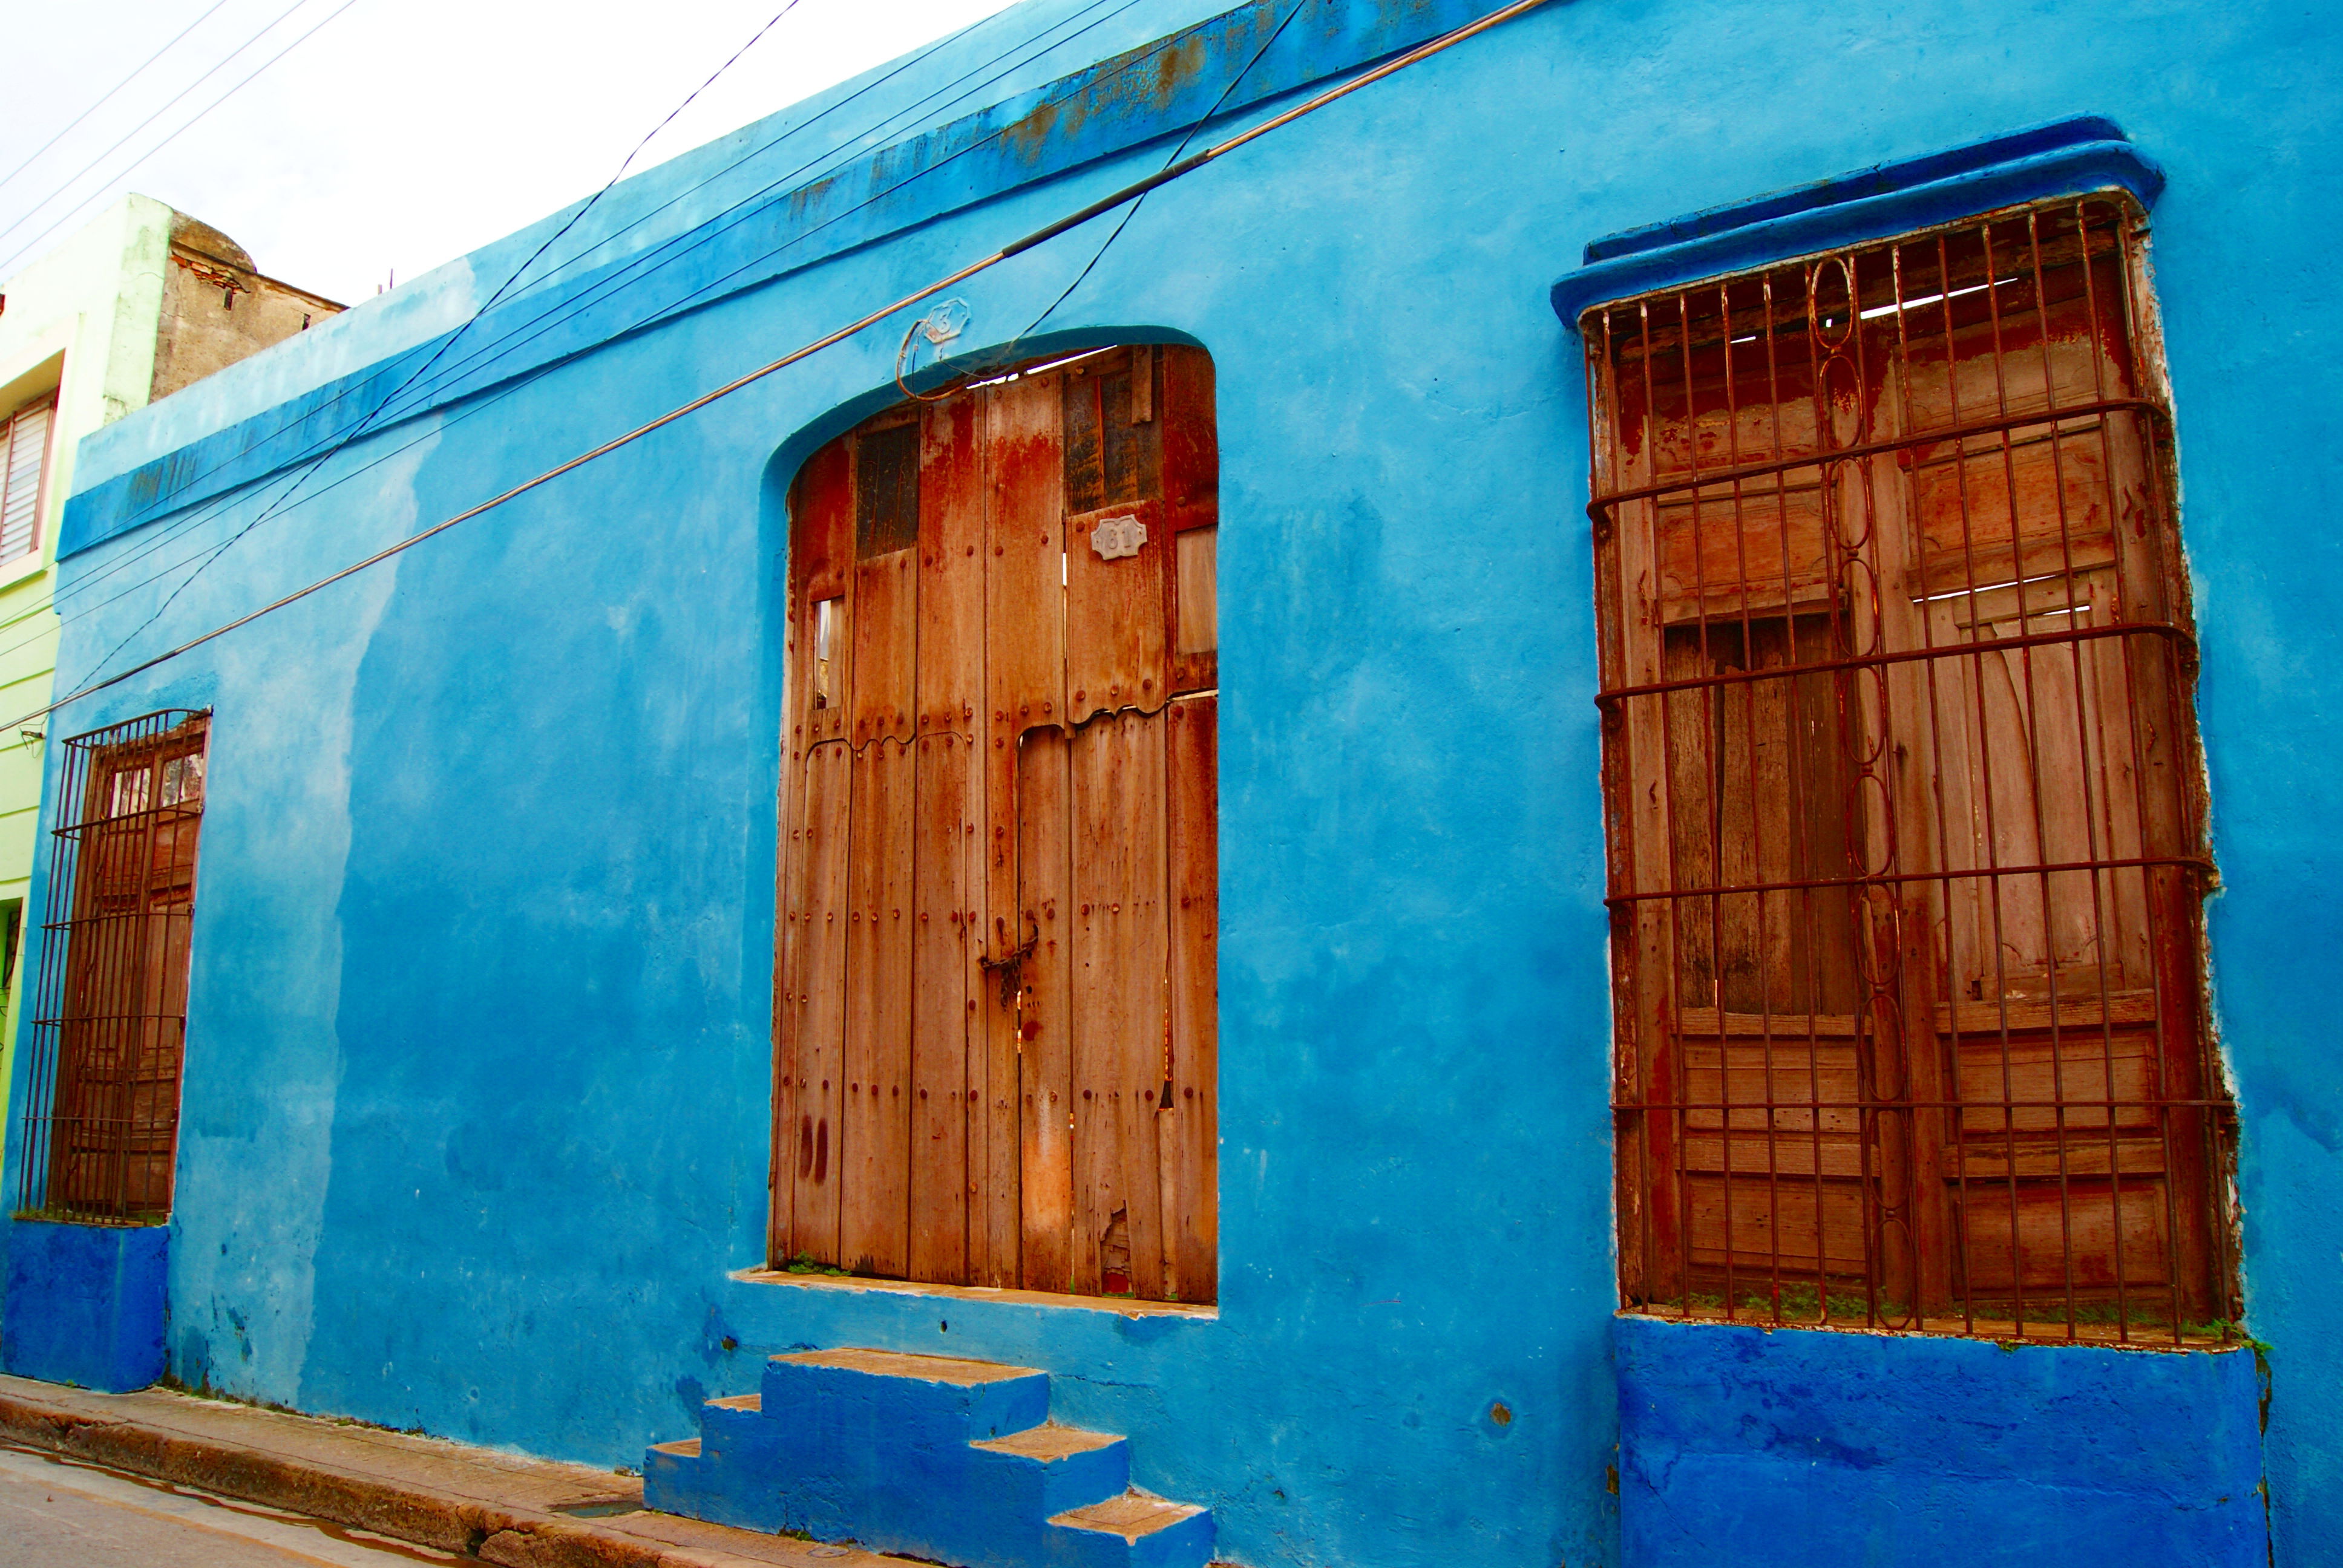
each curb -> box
[0,1387,730,1567]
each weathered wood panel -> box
[788,740,853,1263]
[977,371,1065,1285]
[1015,727,1075,1292]
[1069,710,1168,1298]
[791,440,856,746]
[909,731,973,1282]
[919,397,984,737]
[841,739,915,1277]
[1065,499,1167,725]
[1160,346,1218,696]
[851,546,916,747]
[1165,693,1219,1304]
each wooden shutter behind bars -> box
[773,346,1219,1304]
[1589,199,2232,1340]
[0,396,55,563]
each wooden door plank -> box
[975,373,1067,1287]
[1160,347,1217,529]
[909,731,974,1282]
[790,740,853,1263]
[851,545,916,746]
[1161,347,1219,695]
[919,396,985,737]
[1069,710,1170,1298]
[1165,693,1218,1305]
[1016,727,1075,1292]
[794,441,856,746]
[792,439,856,599]
[841,738,915,1278]
[775,442,855,1256]
[1065,498,1168,725]
[772,731,810,1263]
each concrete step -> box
[643,1346,1210,1568]
[1049,1491,1214,1568]
[970,1423,1132,1527]
[766,1347,1052,1444]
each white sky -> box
[1,0,1023,307]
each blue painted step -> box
[644,1347,1212,1568]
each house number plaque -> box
[1091,514,1147,560]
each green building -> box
[0,195,339,1140]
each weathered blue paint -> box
[6,0,2337,1564]
[1548,115,2165,323]
[645,1350,1211,1568]
[1615,1317,2266,1567]
[0,1219,168,1393]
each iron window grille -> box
[15,710,210,1223]
[1583,195,2238,1342]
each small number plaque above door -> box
[1091,514,1147,560]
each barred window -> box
[15,712,210,1221]
[1584,197,2236,1341]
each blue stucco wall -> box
[14,1,2339,1563]
[0,1219,169,1393]
[1616,1318,2266,1567]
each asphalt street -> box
[0,1443,463,1566]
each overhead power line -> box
[15,0,1554,734]
[0,0,1117,691]
[75,0,811,685]
[18,0,1126,639]
[0,0,369,279]
[0,0,235,200]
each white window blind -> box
[0,398,53,564]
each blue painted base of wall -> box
[0,1218,169,1393]
[1616,1316,2266,1567]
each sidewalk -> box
[0,1372,908,1567]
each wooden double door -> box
[773,345,1219,1303]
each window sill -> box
[732,1267,1217,1319]
[1617,1307,2233,1351]
[0,552,48,594]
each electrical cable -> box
[14,0,1555,734]
[0,0,362,273]
[897,0,1309,401]
[229,0,1150,443]
[74,0,812,684]
[10,0,1198,669]
[0,0,237,199]
[0,0,1113,690]
[1002,0,1312,361]
[21,0,1128,622]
